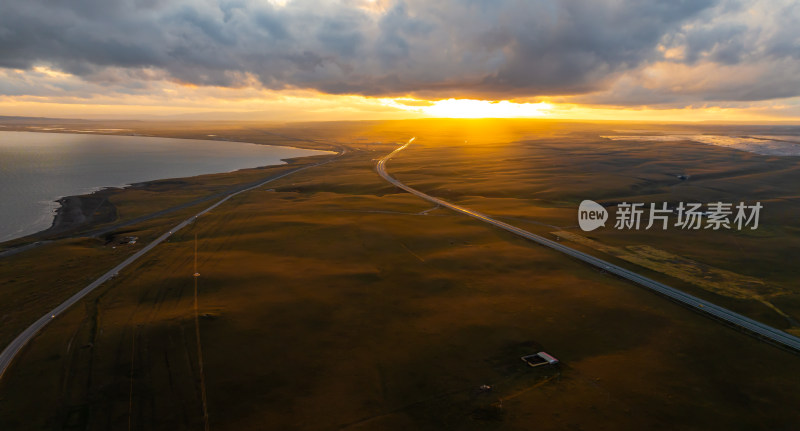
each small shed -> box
[521,351,559,367]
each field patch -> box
[552,230,796,325]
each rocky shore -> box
[38,189,119,239]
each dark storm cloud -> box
[0,0,797,103]
[571,0,800,106]
[473,0,716,94]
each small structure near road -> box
[108,235,138,247]
[521,352,559,367]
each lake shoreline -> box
[46,189,120,237]
[0,159,301,255]
[43,156,308,238]
[0,130,335,248]
[0,154,331,254]
[0,186,121,255]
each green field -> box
[1,119,799,430]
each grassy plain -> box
[380,121,800,331]
[0,119,799,430]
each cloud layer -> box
[1,0,798,107]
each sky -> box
[1,0,799,122]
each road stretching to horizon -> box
[376,138,800,353]
[2,137,798,384]
[0,151,343,380]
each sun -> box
[385,98,553,119]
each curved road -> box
[377,138,800,353]
[0,151,343,380]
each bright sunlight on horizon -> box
[384,99,554,119]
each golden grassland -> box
[382,124,800,330]
[551,231,793,322]
[0,119,799,430]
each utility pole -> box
[194,233,200,278]
[193,231,208,431]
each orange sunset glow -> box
[3,1,800,430]
[1,0,798,122]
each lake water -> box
[602,134,800,156]
[0,131,332,242]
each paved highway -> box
[376,139,800,353]
[0,152,343,380]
